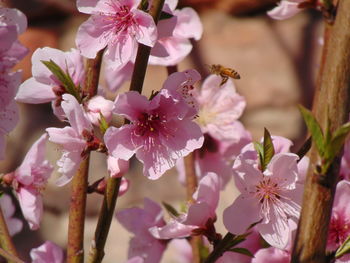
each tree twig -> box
[0,207,20,263]
[292,1,350,262]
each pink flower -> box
[104,90,203,179]
[340,139,350,180]
[162,69,201,117]
[12,134,53,230]
[116,198,167,263]
[76,0,157,70]
[105,61,134,92]
[107,156,129,178]
[15,47,84,119]
[85,95,114,126]
[196,75,247,141]
[0,194,23,236]
[223,152,301,249]
[149,1,203,66]
[252,246,290,263]
[0,8,27,36]
[176,132,250,190]
[46,94,93,186]
[327,180,350,261]
[30,241,64,263]
[251,220,297,263]
[0,71,21,111]
[0,27,28,72]
[0,100,19,160]
[267,0,304,20]
[150,173,220,239]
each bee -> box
[208,64,240,86]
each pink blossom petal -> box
[104,126,135,161]
[105,62,134,92]
[0,195,23,236]
[61,94,92,134]
[133,10,157,47]
[267,1,303,20]
[85,95,114,125]
[55,151,83,186]
[0,8,27,34]
[16,134,52,186]
[77,0,99,13]
[191,172,220,216]
[149,219,196,239]
[149,37,192,66]
[75,16,110,59]
[267,153,299,188]
[15,78,56,104]
[17,187,42,230]
[252,247,290,263]
[119,177,130,196]
[173,7,203,40]
[30,241,64,263]
[223,195,261,235]
[0,71,21,111]
[107,156,129,178]
[0,100,19,134]
[113,91,151,119]
[125,256,144,263]
[0,26,17,52]
[46,126,85,151]
[128,236,165,263]
[257,206,289,249]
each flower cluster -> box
[0,7,28,159]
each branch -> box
[67,157,90,263]
[203,233,235,263]
[292,1,350,262]
[67,48,104,263]
[0,207,20,263]
[0,247,24,263]
[87,177,121,263]
[87,1,165,263]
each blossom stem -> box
[0,247,24,263]
[129,0,165,94]
[292,1,350,262]
[67,48,104,263]
[67,157,90,263]
[87,1,165,262]
[184,152,203,263]
[0,207,20,263]
[87,177,121,263]
[203,232,234,263]
[84,49,105,98]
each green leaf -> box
[139,0,149,10]
[262,128,275,171]
[99,113,109,135]
[228,247,254,258]
[253,142,264,170]
[159,11,174,20]
[228,232,251,247]
[336,234,350,258]
[162,201,180,217]
[199,243,210,260]
[326,122,350,161]
[298,105,325,156]
[41,60,80,101]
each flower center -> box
[134,112,165,137]
[254,177,281,204]
[328,212,350,248]
[113,5,135,35]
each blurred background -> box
[1,0,323,261]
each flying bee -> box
[208,64,240,86]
